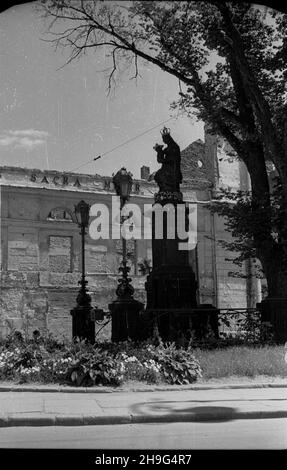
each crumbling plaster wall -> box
[0,186,151,339]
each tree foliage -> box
[40,0,287,295]
[208,182,283,273]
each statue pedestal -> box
[144,193,199,342]
[145,266,197,342]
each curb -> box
[0,382,287,393]
[1,409,287,427]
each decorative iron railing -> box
[217,308,273,342]
[141,307,274,344]
[91,305,274,344]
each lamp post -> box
[109,168,145,341]
[113,167,133,296]
[70,199,95,343]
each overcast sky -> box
[0,1,204,179]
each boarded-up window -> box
[49,236,72,273]
[85,245,108,273]
[8,231,39,271]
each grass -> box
[193,345,287,379]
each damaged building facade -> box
[0,130,262,339]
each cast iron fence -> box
[142,306,274,346]
[92,306,275,345]
[217,308,273,343]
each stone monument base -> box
[145,265,198,342]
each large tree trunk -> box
[237,141,287,298]
[258,248,287,343]
[260,246,287,297]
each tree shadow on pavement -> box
[130,402,238,422]
[130,399,287,422]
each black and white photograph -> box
[0,0,286,464]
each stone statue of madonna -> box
[153,127,183,193]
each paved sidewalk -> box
[0,382,287,427]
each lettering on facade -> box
[30,173,81,187]
[29,173,140,192]
[62,175,69,185]
[103,179,140,193]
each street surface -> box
[0,418,286,449]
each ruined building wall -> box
[204,130,262,308]
[0,175,150,340]
[0,129,261,340]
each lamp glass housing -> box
[74,200,90,228]
[112,168,133,203]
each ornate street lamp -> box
[113,167,133,285]
[112,167,133,208]
[70,199,95,343]
[74,199,91,230]
[109,168,144,341]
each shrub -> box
[0,335,202,387]
[117,352,161,384]
[146,342,202,384]
[65,348,126,386]
[95,340,202,385]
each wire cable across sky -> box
[70,113,184,173]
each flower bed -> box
[0,333,202,387]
